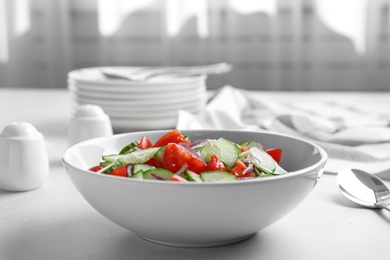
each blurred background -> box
[0,0,389,91]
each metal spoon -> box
[337,168,390,211]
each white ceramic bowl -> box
[62,130,327,247]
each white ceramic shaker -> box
[0,122,49,192]
[68,104,113,147]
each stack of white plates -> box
[67,67,208,132]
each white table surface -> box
[1,88,390,260]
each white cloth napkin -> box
[177,86,390,176]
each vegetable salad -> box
[89,129,288,182]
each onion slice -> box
[179,143,206,164]
[175,163,188,175]
[190,139,214,150]
[151,173,165,180]
[242,164,254,175]
[126,164,134,177]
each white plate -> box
[110,117,177,131]
[102,106,203,118]
[68,79,205,93]
[70,92,207,108]
[70,96,207,113]
[68,83,206,100]
[68,86,206,104]
[68,67,207,90]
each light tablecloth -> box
[178,86,390,178]
[0,88,389,260]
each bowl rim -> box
[62,129,328,186]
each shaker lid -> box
[0,122,39,138]
[73,104,107,119]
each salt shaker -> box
[0,122,49,192]
[68,104,113,147]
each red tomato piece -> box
[204,154,227,172]
[163,143,206,174]
[109,165,128,177]
[145,157,164,168]
[243,171,256,179]
[231,166,256,179]
[89,165,103,172]
[235,159,247,170]
[138,136,153,149]
[153,129,191,147]
[170,175,188,182]
[230,166,245,178]
[240,145,249,152]
[266,148,283,164]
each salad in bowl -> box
[89,129,288,182]
[62,129,327,247]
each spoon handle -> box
[382,204,390,212]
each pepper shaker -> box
[0,122,49,192]
[68,104,113,147]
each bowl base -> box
[138,233,255,248]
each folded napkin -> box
[177,86,390,175]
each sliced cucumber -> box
[200,138,240,170]
[242,147,287,175]
[186,170,203,182]
[99,160,122,174]
[102,154,124,163]
[239,140,250,146]
[131,171,144,179]
[118,147,159,165]
[133,163,155,174]
[154,146,166,162]
[143,168,173,181]
[119,141,139,154]
[246,141,263,150]
[274,163,288,175]
[254,167,274,178]
[99,160,112,167]
[200,170,238,182]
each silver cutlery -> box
[337,168,390,211]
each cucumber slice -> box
[143,168,173,181]
[99,160,112,167]
[99,160,122,174]
[246,141,263,150]
[119,141,139,154]
[254,167,274,178]
[200,138,240,170]
[239,140,250,146]
[131,171,144,179]
[102,154,124,163]
[118,147,159,165]
[242,147,287,175]
[186,170,203,182]
[200,171,238,182]
[154,146,166,162]
[133,164,155,174]
[274,163,288,175]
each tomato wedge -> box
[138,136,153,149]
[163,143,206,174]
[265,148,283,164]
[153,129,190,147]
[145,157,164,168]
[230,166,256,179]
[170,175,188,182]
[204,154,227,172]
[109,165,128,177]
[89,165,103,172]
